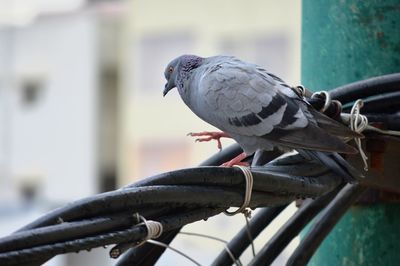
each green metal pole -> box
[302,1,400,265]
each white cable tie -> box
[294,85,314,98]
[244,215,256,257]
[136,219,202,265]
[350,99,369,171]
[139,215,163,241]
[294,85,306,97]
[224,165,253,216]
[312,91,331,113]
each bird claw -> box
[187,131,228,150]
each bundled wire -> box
[0,73,398,266]
[0,157,342,265]
[286,184,367,266]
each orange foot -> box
[187,131,231,150]
[221,152,249,167]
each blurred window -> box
[219,34,290,79]
[19,77,45,108]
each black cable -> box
[10,145,279,265]
[6,208,176,265]
[0,208,223,265]
[115,144,249,265]
[286,184,367,266]
[329,73,400,103]
[199,143,243,166]
[212,149,285,266]
[365,113,400,130]
[116,149,285,266]
[251,149,283,166]
[11,144,242,265]
[4,157,341,265]
[0,226,147,265]
[262,152,334,177]
[129,166,342,198]
[0,214,135,253]
[343,90,400,113]
[113,153,332,261]
[115,229,181,266]
[211,206,287,266]
[247,184,344,266]
[0,206,176,253]
[16,144,241,233]
[14,167,341,233]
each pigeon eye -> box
[168,66,174,73]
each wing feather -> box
[195,57,356,154]
[198,61,306,137]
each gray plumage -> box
[163,55,361,181]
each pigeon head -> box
[163,54,203,97]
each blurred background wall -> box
[0,0,300,265]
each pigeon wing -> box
[196,61,356,154]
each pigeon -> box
[163,55,361,182]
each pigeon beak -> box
[163,81,174,97]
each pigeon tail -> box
[298,149,362,183]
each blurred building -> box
[0,0,124,265]
[0,0,125,201]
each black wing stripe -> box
[241,113,262,126]
[276,105,299,128]
[228,113,261,127]
[229,117,243,127]
[228,95,286,127]
[257,95,286,119]
[262,106,302,139]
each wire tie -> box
[224,165,253,216]
[109,215,163,259]
[292,85,306,98]
[312,91,331,113]
[141,215,163,239]
[350,99,369,171]
[134,215,163,247]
